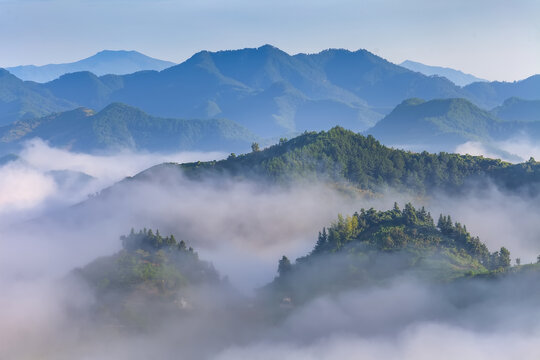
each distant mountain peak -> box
[257,44,280,51]
[400,60,486,86]
[6,50,176,83]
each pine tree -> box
[313,227,328,253]
[499,247,511,268]
[278,256,292,277]
[178,240,187,251]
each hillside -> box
[0,69,75,126]
[400,60,486,86]
[491,97,540,122]
[265,204,508,304]
[6,50,175,83]
[0,103,257,153]
[366,98,502,151]
[135,127,540,195]
[366,97,540,154]
[73,229,222,327]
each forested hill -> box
[265,204,511,304]
[73,228,222,327]
[168,127,540,194]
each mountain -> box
[464,75,540,109]
[0,69,75,126]
[2,45,539,139]
[9,45,472,137]
[366,97,540,154]
[6,50,175,83]
[400,60,486,86]
[366,98,502,152]
[0,103,257,153]
[491,97,540,122]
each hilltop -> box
[131,127,540,196]
[265,204,510,304]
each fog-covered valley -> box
[3,136,540,359]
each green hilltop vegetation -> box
[73,228,221,328]
[173,126,540,195]
[267,203,512,305]
[76,207,540,323]
[0,102,257,153]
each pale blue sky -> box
[1,0,538,81]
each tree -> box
[251,142,260,152]
[278,256,292,277]
[537,254,540,263]
[313,227,328,253]
[516,258,521,266]
[499,247,511,268]
[403,203,418,225]
[178,240,187,251]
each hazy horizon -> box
[1,0,538,82]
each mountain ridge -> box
[400,60,486,86]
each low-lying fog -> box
[2,138,540,359]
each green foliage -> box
[179,126,540,195]
[78,228,219,295]
[267,204,513,304]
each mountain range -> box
[0,45,478,137]
[0,103,256,153]
[6,50,175,83]
[400,60,486,86]
[1,45,539,145]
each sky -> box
[0,0,538,81]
